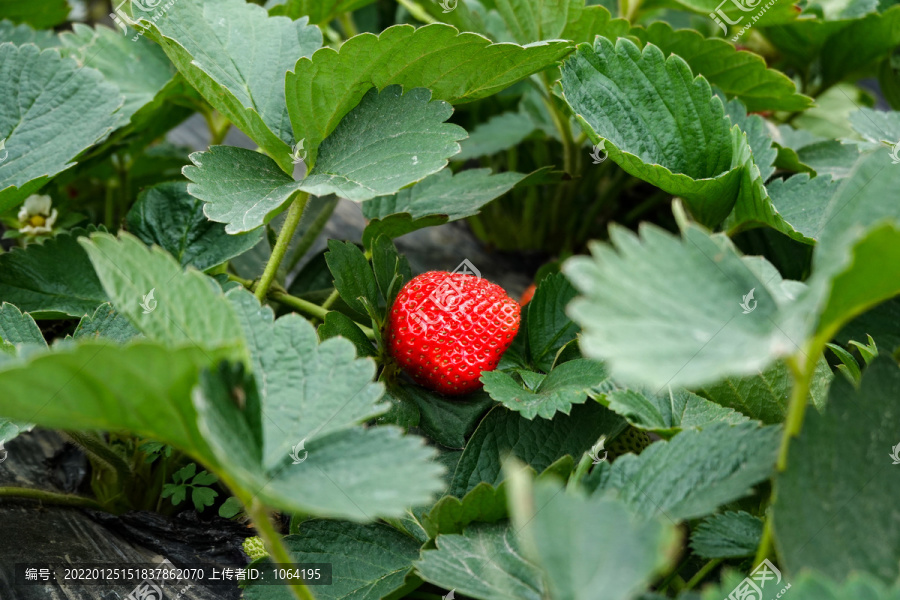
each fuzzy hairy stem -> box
[0,487,104,511]
[256,192,309,302]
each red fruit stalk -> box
[386,271,521,395]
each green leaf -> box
[162,484,187,505]
[588,422,780,521]
[387,384,495,449]
[421,482,510,539]
[694,357,833,424]
[318,312,376,358]
[0,19,59,47]
[456,112,536,161]
[191,469,219,486]
[190,486,218,512]
[630,22,812,112]
[228,289,386,471]
[561,37,749,227]
[73,303,141,344]
[325,240,379,320]
[820,6,900,88]
[0,229,107,318]
[289,86,468,201]
[186,87,468,231]
[690,511,763,559]
[601,386,750,437]
[526,273,579,372]
[126,182,262,271]
[0,44,122,213]
[0,418,32,444]
[285,23,573,166]
[133,0,322,174]
[58,24,176,128]
[416,522,546,600]
[561,5,632,43]
[0,0,69,28]
[0,341,221,468]
[667,0,799,27]
[370,234,411,308]
[482,359,605,420]
[79,232,245,354]
[493,0,585,43]
[197,371,445,520]
[799,151,900,342]
[563,223,800,388]
[850,107,900,144]
[183,146,303,234]
[448,402,625,497]
[774,358,900,583]
[363,167,526,223]
[0,302,45,347]
[513,478,680,600]
[247,520,421,600]
[218,496,243,518]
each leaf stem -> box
[228,275,376,340]
[242,496,315,600]
[256,192,309,302]
[397,0,437,23]
[0,486,105,511]
[337,12,358,38]
[65,431,132,488]
[756,345,822,563]
[285,197,339,274]
[683,558,723,591]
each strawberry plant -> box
[0,0,899,599]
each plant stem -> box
[567,452,594,491]
[683,558,723,591]
[756,344,822,563]
[777,352,816,471]
[65,431,132,487]
[397,0,436,23]
[243,496,315,600]
[337,12,358,38]
[228,275,376,340]
[285,196,338,274]
[256,192,309,302]
[0,487,104,510]
[321,289,340,311]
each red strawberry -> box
[386,271,520,395]
[520,283,536,306]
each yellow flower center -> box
[28,215,46,227]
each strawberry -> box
[386,271,521,395]
[520,283,536,306]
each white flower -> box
[17,194,58,235]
